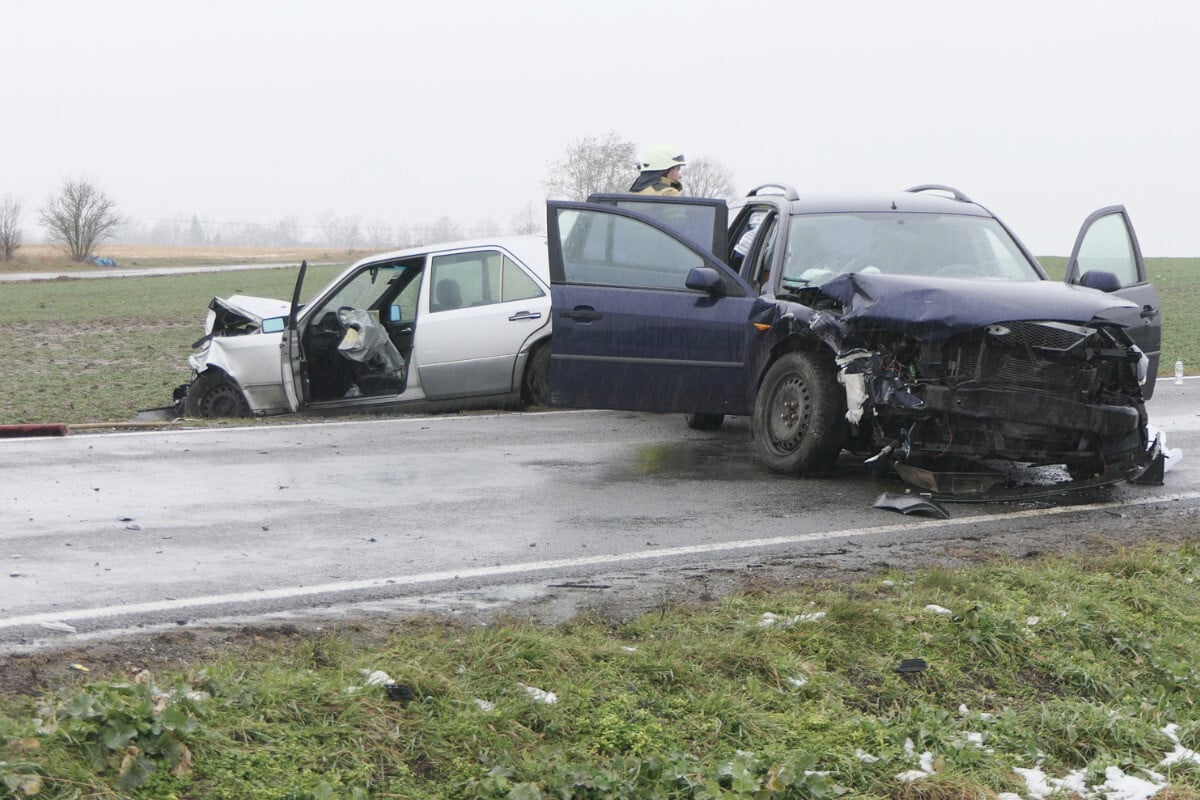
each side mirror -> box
[261,317,286,333]
[685,266,726,296]
[1078,270,1122,292]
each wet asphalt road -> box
[2,381,1198,650]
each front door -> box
[1065,206,1161,397]
[546,201,768,416]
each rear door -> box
[416,247,550,397]
[547,201,771,415]
[1065,206,1161,397]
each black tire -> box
[521,343,551,407]
[684,412,725,430]
[184,372,251,418]
[752,350,845,475]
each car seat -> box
[433,278,463,311]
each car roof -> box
[355,235,549,278]
[786,192,993,217]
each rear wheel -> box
[752,350,845,474]
[684,412,725,430]
[185,372,250,418]
[521,343,551,407]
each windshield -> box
[779,212,1042,287]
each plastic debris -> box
[473,698,496,712]
[787,676,808,688]
[925,604,952,615]
[362,669,393,686]
[895,658,927,674]
[855,749,880,763]
[384,683,415,704]
[873,492,950,518]
[519,682,557,704]
[758,611,826,627]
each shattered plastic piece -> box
[895,769,929,783]
[759,611,826,627]
[473,698,496,712]
[40,621,77,634]
[384,683,415,704]
[362,670,393,686]
[925,604,952,615]
[873,492,950,519]
[519,682,557,704]
[855,749,880,763]
[787,676,809,688]
[895,658,928,673]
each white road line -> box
[5,490,1198,631]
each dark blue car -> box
[545,185,1162,488]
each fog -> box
[3,0,1198,255]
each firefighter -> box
[629,144,685,196]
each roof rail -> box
[904,184,975,204]
[747,183,799,201]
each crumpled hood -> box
[210,294,291,322]
[817,273,1139,340]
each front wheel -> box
[185,372,251,418]
[521,343,551,407]
[752,350,845,475]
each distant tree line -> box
[1,137,736,261]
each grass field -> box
[3,542,1200,798]
[0,250,1196,426]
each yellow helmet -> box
[639,144,686,172]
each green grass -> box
[1,258,1196,426]
[5,543,1200,798]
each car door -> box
[1065,206,1161,397]
[415,247,550,398]
[282,257,422,408]
[546,200,772,416]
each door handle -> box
[507,311,542,321]
[561,307,602,322]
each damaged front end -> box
[798,274,1159,492]
[175,295,294,416]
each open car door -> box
[280,259,308,412]
[1065,206,1161,397]
[546,199,772,415]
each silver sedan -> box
[181,236,551,417]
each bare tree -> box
[509,200,543,235]
[0,194,22,261]
[39,178,123,261]
[544,132,637,200]
[684,157,737,199]
[365,219,394,249]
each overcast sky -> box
[4,0,1198,255]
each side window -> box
[429,250,502,312]
[1076,213,1140,287]
[557,208,705,291]
[501,256,545,302]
